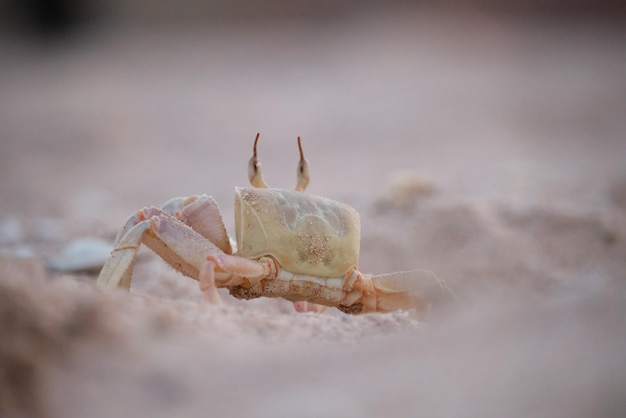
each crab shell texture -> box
[234,186,360,278]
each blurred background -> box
[1,4,626,417]
[0,0,625,251]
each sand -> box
[1,10,626,418]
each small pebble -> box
[46,237,113,273]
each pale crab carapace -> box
[97,134,451,314]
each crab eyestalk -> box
[248,132,270,188]
[295,136,310,192]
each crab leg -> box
[316,269,453,315]
[97,216,150,289]
[364,270,455,316]
[98,204,272,303]
[97,208,225,290]
[223,267,453,316]
[199,254,273,302]
[98,193,233,287]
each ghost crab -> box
[97,134,449,314]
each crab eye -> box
[254,162,259,172]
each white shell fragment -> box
[46,237,113,273]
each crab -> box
[97,134,450,314]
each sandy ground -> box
[1,10,626,418]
